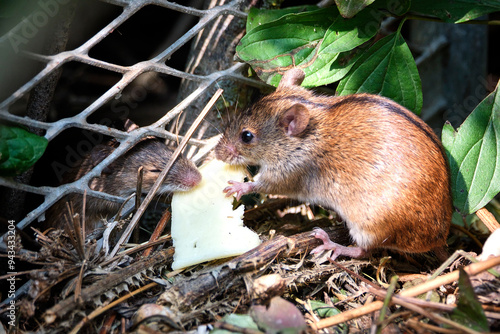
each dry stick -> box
[82,189,87,241]
[69,264,184,334]
[158,226,349,311]
[133,166,144,244]
[108,89,224,259]
[380,293,500,319]
[72,201,88,303]
[450,224,483,249]
[69,282,158,334]
[311,255,500,330]
[98,313,117,334]
[398,299,479,334]
[142,210,171,258]
[101,235,171,267]
[406,319,459,334]
[74,260,86,304]
[475,207,500,232]
[44,249,174,324]
[369,287,481,334]
[376,275,398,333]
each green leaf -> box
[442,122,457,151]
[335,0,376,18]
[336,29,422,114]
[0,125,48,176]
[442,84,500,214]
[451,268,489,331]
[246,6,319,32]
[442,121,457,163]
[236,6,382,88]
[211,314,259,334]
[409,0,500,23]
[309,300,342,318]
[301,49,363,88]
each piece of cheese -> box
[477,228,500,261]
[171,160,261,270]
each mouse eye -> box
[240,130,254,144]
[149,169,162,173]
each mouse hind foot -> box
[311,227,367,261]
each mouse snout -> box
[215,142,239,163]
[180,168,202,189]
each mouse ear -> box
[279,104,310,137]
[277,68,305,90]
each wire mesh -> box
[0,0,259,248]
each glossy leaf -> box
[246,5,318,32]
[336,30,422,114]
[0,125,48,176]
[236,6,381,88]
[441,84,500,214]
[409,0,500,23]
[335,0,376,18]
[441,121,457,159]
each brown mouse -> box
[215,68,452,260]
[46,138,202,233]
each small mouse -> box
[46,138,202,233]
[215,68,452,260]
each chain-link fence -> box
[0,0,263,250]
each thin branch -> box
[476,207,500,232]
[311,255,500,330]
[369,287,482,334]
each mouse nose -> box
[215,143,238,162]
[182,168,202,188]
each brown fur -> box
[215,69,452,254]
[45,139,201,233]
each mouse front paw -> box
[223,181,255,200]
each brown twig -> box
[450,224,483,249]
[371,286,482,334]
[142,210,171,258]
[109,89,224,259]
[69,282,158,334]
[82,189,87,240]
[98,312,117,334]
[99,235,171,267]
[406,318,462,334]
[311,255,500,330]
[369,287,500,320]
[475,207,500,232]
[44,249,174,324]
[133,166,144,243]
[157,226,348,312]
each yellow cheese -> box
[171,160,261,270]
